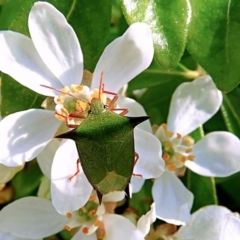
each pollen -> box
[89,209,97,216]
[61,86,70,94]
[82,227,89,234]
[165,130,174,138]
[56,95,64,103]
[162,153,170,161]
[187,155,195,161]
[94,219,102,227]
[64,225,71,231]
[71,84,84,93]
[66,212,72,219]
[167,164,177,171]
[89,195,96,201]
[185,148,193,153]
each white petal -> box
[51,139,92,214]
[137,203,156,236]
[186,132,240,177]
[152,171,193,225]
[167,76,222,136]
[37,138,60,178]
[117,96,152,132]
[0,197,69,239]
[134,128,164,179]
[72,231,97,240]
[29,2,83,86]
[0,231,36,240]
[92,23,154,92]
[103,191,125,202]
[130,177,145,193]
[0,31,62,96]
[0,109,61,166]
[0,164,23,184]
[176,206,233,240]
[103,214,144,240]
[220,214,240,240]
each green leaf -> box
[64,0,111,71]
[221,89,240,138]
[187,0,240,92]
[129,179,153,216]
[120,0,190,69]
[12,160,43,199]
[185,170,218,213]
[1,74,45,117]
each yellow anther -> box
[187,155,195,161]
[182,136,195,146]
[56,95,64,103]
[162,153,170,161]
[164,142,172,151]
[94,219,102,227]
[89,210,97,216]
[71,84,84,93]
[76,100,87,111]
[64,225,71,231]
[185,148,193,153]
[161,123,167,130]
[82,227,89,234]
[181,156,187,163]
[175,153,183,161]
[65,212,72,219]
[165,130,174,138]
[177,133,182,139]
[89,195,96,201]
[167,164,177,171]
[61,86,70,94]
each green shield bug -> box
[46,75,149,203]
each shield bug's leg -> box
[68,159,81,181]
[132,153,143,177]
[99,73,128,116]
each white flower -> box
[0,1,162,186]
[152,76,240,225]
[175,205,240,240]
[0,195,149,240]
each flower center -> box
[64,195,104,235]
[156,124,195,172]
[53,84,107,127]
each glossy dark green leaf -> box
[120,0,190,69]
[187,0,240,92]
[221,89,240,138]
[12,160,43,199]
[129,179,153,216]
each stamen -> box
[167,164,177,171]
[64,225,71,231]
[180,156,187,163]
[56,95,64,103]
[71,84,84,93]
[82,227,89,234]
[61,86,70,94]
[89,210,97,216]
[89,195,96,201]
[162,153,170,161]
[187,155,195,161]
[162,123,167,130]
[177,133,182,139]
[165,130,174,138]
[66,212,72,219]
[185,148,193,153]
[182,136,195,146]
[164,142,172,151]
[94,220,102,227]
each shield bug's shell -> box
[57,98,149,203]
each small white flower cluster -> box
[0,2,240,240]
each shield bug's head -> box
[89,98,106,115]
